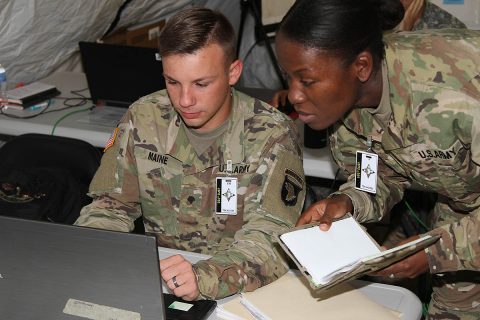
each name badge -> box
[355,151,378,194]
[215,177,238,215]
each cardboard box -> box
[102,20,165,48]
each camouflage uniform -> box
[329,29,480,318]
[76,88,306,299]
[413,2,466,31]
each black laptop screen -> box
[79,41,166,107]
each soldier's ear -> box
[353,51,374,83]
[228,59,243,86]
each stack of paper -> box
[217,272,399,320]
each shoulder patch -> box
[103,127,119,152]
[262,146,305,226]
[281,168,303,206]
[89,122,130,195]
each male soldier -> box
[75,7,305,301]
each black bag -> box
[0,167,87,224]
[0,134,102,224]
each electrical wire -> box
[51,106,95,135]
[422,303,429,317]
[404,200,430,232]
[56,87,92,107]
[0,99,53,119]
[0,88,92,119]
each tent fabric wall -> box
[0,0,193,84]
[0,0,279,90]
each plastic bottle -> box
[0,64,6,107]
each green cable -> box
[422,303,429,317]
[404,200,430,232]
[51,106,93,135]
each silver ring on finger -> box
[172,275,180,288]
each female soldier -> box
[275,0,480,318]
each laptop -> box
[0,215,166,320]
[79,41,166,108]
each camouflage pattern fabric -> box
[75,88,306,299]
[413,2,466,31]
[329,29,480,316]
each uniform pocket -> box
[134,146,183,235]
[177,162,258,248]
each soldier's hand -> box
[160,254,199,301]
[269,90,289,109]
[296,194,353,231]
[374,235,430,279]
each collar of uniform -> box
[340,62,390,145]
[165,111,182,154]
[165,87,245,174]
[341,50,422,151]
[221,87,245,163]
[369,61,392,123]
[366,60,392,143]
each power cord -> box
[404,199,430,232]
[51,105,95,135]
[0,99,53,119]
[404,198,431,318]
[422,303,429,318]
[57,87,92,107]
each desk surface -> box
[0,72,339,179]
[0,72,118,147]
[157,247,422,320]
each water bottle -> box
[0,64,6,107]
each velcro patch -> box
[281,168,303,206]
[262,146,305,226]
[104,127,119,152]
[89,123,129,195]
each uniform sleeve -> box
[75,111,142,231]
[424,208,480,273]
[329,123,411,223]
[194,121,306,299]
[424,104,480,273]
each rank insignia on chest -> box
[281,169,303,206]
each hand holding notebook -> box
[277,216,440,291]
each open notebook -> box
[277,216,439,291]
